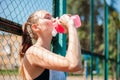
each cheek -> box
[45,21,54,31]
[39,20,54,32]
[42,23,51,29]
[46,21,53,27]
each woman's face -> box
[37,11,56,35]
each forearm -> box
[66,24,82,69]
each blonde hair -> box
[19,10,49,79]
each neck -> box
[35,36,52,50]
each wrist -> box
[67,19,75,27]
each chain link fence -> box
[0,0,53,80]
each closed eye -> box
[44,14,52,20]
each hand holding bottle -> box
[54,14,81,33]
[52,14,81,37]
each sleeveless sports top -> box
[34,69,49,80]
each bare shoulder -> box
[26,45,41,52]
[25,45,53,60]
[24,46,47,64]
[26,45,46,55]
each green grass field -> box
[0,69,18,75]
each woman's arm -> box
[66,24,82,71]
[25,46,71,72]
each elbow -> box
[68,63,82,72]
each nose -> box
[52,18,56,22]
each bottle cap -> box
[53,17,65,33]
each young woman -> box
[19,10,82,80]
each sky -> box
[106,0,120,13]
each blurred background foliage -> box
[67,0,120,76]
[67,0,120,58]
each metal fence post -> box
[52,0,67,76]
[116,29,120,80]
[90,0,94,80]
[104,0,109,80]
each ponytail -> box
[19,22,33,58]
[19,22,33,80]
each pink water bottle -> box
[71,15,81,28]
[55,15,81,33]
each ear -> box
[31,24,40,32]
